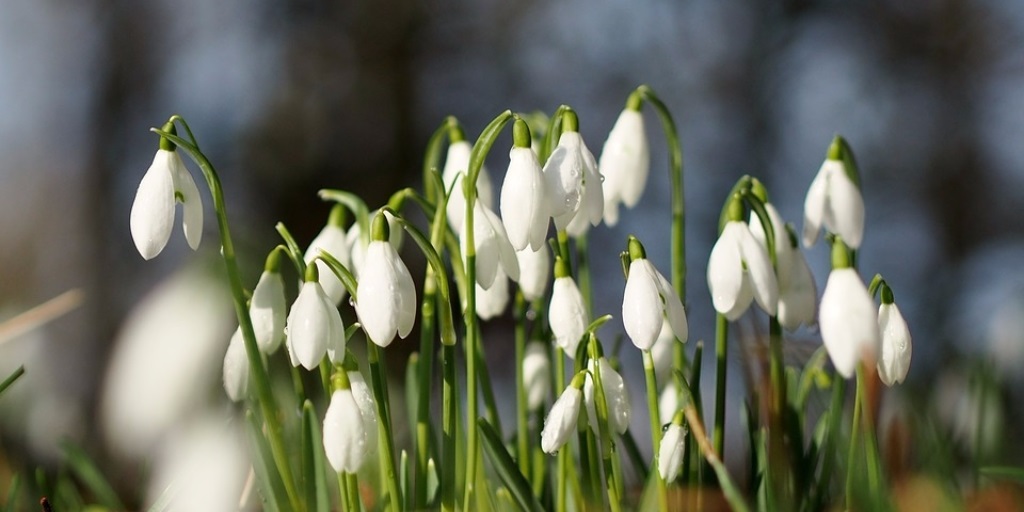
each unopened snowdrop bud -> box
[250,250,287,354]
[476,267,510,320]
[877,284,912,386]
[543,111,604,235]
[323,371,378,473]
[623,236,687,350]
[462,201,520,289]
[549,257,588,358]
[584,356,631,435]
[749,199,817,330]
[541,372,586,454]
[355,213,416,347]
[802,136,865,249]
[347,208,403,278]
[523,341,551,411]
[600,93,650,226]
[286,264,344,370]
[222,327,248,402]
[304,205,350,305]
[501,119,550,251]
[443,128,495,234]
[516,245,550,302]
[130,121,203,259]
[708,195,778,320]
[658,418,687,482]
[819,238,879,379]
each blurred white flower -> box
[500,144,549,251]
[475,267,510,320]
[543,130,603,235]
[250,269,286,354]
[599,108,649,226]
[877,301,912,386]
[549,271,588,358]
[707,220,778,320]
[583,357,631,435]
[221,327,248,402]
[443,140,494,234]
[461,201,520,289]
[749,204,817,330]
[130,148,203,260]
[516,245,550,303]
[523,341,551,411]
[355,239,416,347]
[658,383,680,425]
[658,423,686,482]
[802,158,864,249]
[819,268,878,379]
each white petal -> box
[582,358,630,435]
[542,133,584,223]
[657,383,680,426]
[802,161,831,247]
[222,328,248,402]
[777,249,817,331]
[580,138,605,227]
[654,268,688,344]
[658,424,686,482]
[516,246,550,302]
[749,202,790,273]
[549,277,587,358]
[171,152,203,250]
[500,147,548,252]
[251,270,286,354]
[285,282,330,370]
[824,166,865,249]
[356,242,401,347]
[707,223,752,320]
[651,321,677,387]
[600,109,650,224]
[818,269,879,378]
[394,247,417,340]
[623,260,664,351]
[305,225,350,305]
[541,386,582,454]
[523,342,551,411]
[737,223,779,316]
[877,303,912,386]
[476,267,510,320]
[348,372,379,456]
[324,389,370,473]
[324,294,346,362]
[130,150,176,260]
[483,204,521,282]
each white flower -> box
[443,140,495,234]
[877,302,912,386]
[476,267,510,320]
[802,159,865,249]
[285,278,345,370]
[461,201,520,289]
[543,131,604,234]
[819,268,879,379]
[651,320,678,388]
[583,358,631,435]
[305,223,350,305]
[749,204,817,330]
[658,383,680,425]
[623,255,687,351]
[347,209,403,278]
[501,146,549,251]
[355,240,416,347]
[130,148,203,259]
[323,376,378,474]
[658,423,687,482]
[250,269,286,354]
[222,327,248,402]
[599,108,649,226]
[523,342,551,411]
[707,220,778,320]
[549,274,588,358]
[516,245,550,303]
[541,383,583,454]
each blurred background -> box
[2,0,1024,506]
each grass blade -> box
[478,418,544,512]
[59,441,125,510]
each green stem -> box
[346,473,361,512]
[514,291,530,478]
[713,313,729,457]
[153,120,301,512]
[591,356,622,512]
[813,375,845,510]
[441,343,457,512]
[846,369,862,511]
[475,325,502,435]
[767,316,791,509]
[643,351,668,512]
[555,350,567,512]
[577,234,592,316]
[414,272,437,509]
[367,343,403,511]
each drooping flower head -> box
[304,204,351,305]
[622,236,687,351]
[707,194,778,320]
[541,372,587,454]
[819,238,879,379]
[347,208,404,278]
[222,327,248,402]
[130,121,203,260]
[461,201,520,289]
[250,249,287,354]
[523,341,551,411]
[803,135,865,249]
[600,92,650,226]
[500,118,550,251]
[443,128,495,234]
[354,212,416,347]
[323,370,378,474]
[285,263,345,370]
[549,256,588,358]
[658,417,687,482]
[877,282,912,386]
[542,110,604,237]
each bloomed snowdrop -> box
[324,370,378,473]
[523,341,551,411]
[222,327,248,402]
[500,118,549,251]
[250,250,287,354]
[541,372,586,454]
[354,213,416,347]
[130,123,203,260]
[443,131,495,234]
[748,191,817,330]
[803,136,865,249]
[819,238,879,379]
[286,263,345,370]
[347,208,403,278]
[877,283,912,386]
[304,204,351,305]
[600,93,650,226]
[622,236,687,351]
[708,196,778,320]
[462,200,520,289]
[658,419,687,482]
[583,356,631,435]
[476,267,510,320]
[516,244,550,303]
[549,256,588,358]
[542,110,604,237]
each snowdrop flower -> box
[130,126,203,260]
[461,201,520,289]
[708,197,778,320]
[250,251,286,354]
[286,264,345,370]
[355,213,416,347]
[658,421,687,482]
[549,257,588,358]
[324,370,379,473]
[500,119,549,251]
[584,356,631,435]
[541,372,586,454]
[476,267,510,320]
[347,208,403,278]
[600,95,650,226]
[651,320,678,388]
[658,383,680,425]
[222,327,248,402]
[542,111,604,236]
[749,199,817,330]
[802,136,865,249]
[516,245,550,303]
[877,285,912,386]
[819,239,879,379]
[443,135,495,234]
[523,341,551,411]
[622,236,687,351]
[304,205,351,305]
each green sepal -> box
[554,255,571,279]
[561,109,579,133]
[158,120,177,152]
[827,135,861,189]
[830,237,852,270]
[371,211,390,242]
[513,117,532,148]
[625,90,643,112]
[627,235,646,261]
[304,261,320,283]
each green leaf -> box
[4,473,19,512]
[980,466,1024,483]
[244,411,286,512]
[478,419,544,512]
[274,223,307,277]
[302,401,330,512]
[58,441,124,510]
